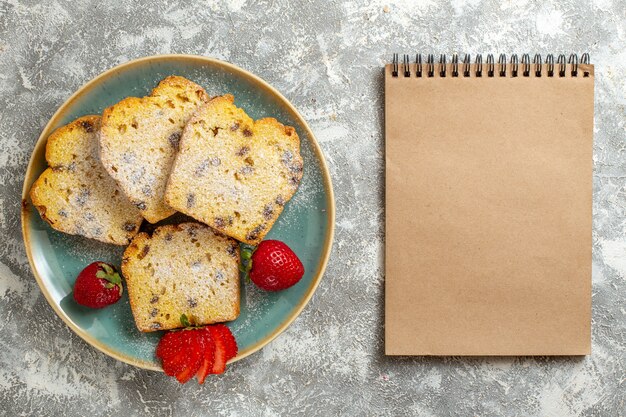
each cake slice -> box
[165,95,303,245]
[29,115,143,245]
[122,222,240,332]
[100,76,209,223]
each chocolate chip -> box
[226,243,238,257]
[187,226,198,237]
[289,176,299,187]
[236,146,250,156]
[150,295,159,303]
[80,120,94,132]
[187,194,195,208]
[150,308,158,317]
[239,166,254,175]
[138,245,150,260]
[212,127,220,136]
[75,189,90,206]
[214,217,226,229]
[246,224,266,242]
[230,122,240,131]
[168,132,181,150]
[263,204,274,220]
[187,298,198,308]
[123,222,136,232]
[290,162,304,173]
[275,195,285,206]
[141,185,153,197]
[282,150,293,164]
[135,201,147,210]
[243,128,253,137]
[194,160,209,176]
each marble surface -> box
[1,0,625,415]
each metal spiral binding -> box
[416,54,423,77]
[521,54,531,77]
[463,54,471,77]
[427,54,435,77]
[487,54,495,77]
[403,54,410,77]
[390,53,590,78]
[546,54,554,77]
[533,54,542,77]
[439,54,447,77]
[569,54,578,77]
[581,53,590,77]
[392,53,399,77]
[510,54,519,77]
[451,54,459,77]
[498,54,507,77]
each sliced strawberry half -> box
[214,324,238,361]
[174,330,205,383]
[196,328,216,384]
[207,326,227,374]
[158,331,192,376]
[156,331,187,361]
[161,350,188,377]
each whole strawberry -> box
[73,262,123,308]
[244,240,305,291]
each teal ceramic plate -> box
[21,55,335,371]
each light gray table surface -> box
[1,0,625,415]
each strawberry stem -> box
[180,314,191,327]
[96,263,123,296]
[239,244,256,281]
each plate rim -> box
[20,54,336,371]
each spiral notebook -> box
[385,53,594,356]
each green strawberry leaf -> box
[180,314,191,328]
[239,244,256,282]
[96,264,124,296]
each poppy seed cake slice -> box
[29,115,143,245]
[100,76,209,223]
[122,222,240,332]
[164,95,303,245]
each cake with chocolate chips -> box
[122,222,240,332]
[99,76,209,223]
[164,94,303,245]
[29,115,143,245]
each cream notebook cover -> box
[385,53,594,355]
